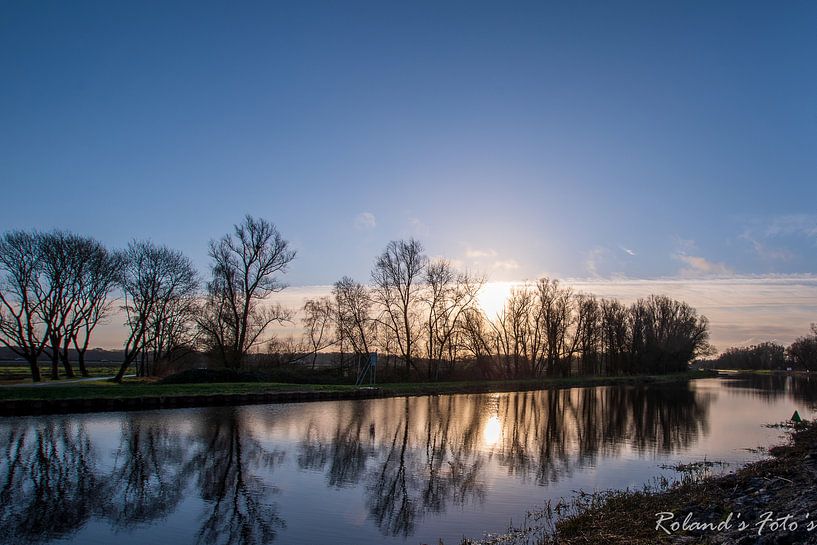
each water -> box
[1,375,816,545]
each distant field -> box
[0,364,122,383]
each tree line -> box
[0,215,294,382]
[300,238,713,381]
[701,324,817,371]
[0,216,714,383]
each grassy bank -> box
[471,419,816,545]
[0,370,716,415]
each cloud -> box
[354,212,376,230]
[492,259,520,271]
[672,237,732,277]
[407,217,430,237]
[584,247,609,277]
[764,214,817,240]
[740,232,795,261]
[465,248,498,259]
[675,253,733,276]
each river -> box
[1,375,815,545]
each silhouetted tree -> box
[198,215,295,369]
[371,239,427,375]
[332,276,375,371]
[301,297,334,369]
[0,230,50,381]
[787,324,817,371]
[114,241,198,382]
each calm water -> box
[1,375,816,545]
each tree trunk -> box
[28,356,41,382]
[50,352,59,380]
[59,343,76,378]
[113,358,130,382]
[77,349,89,377]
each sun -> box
[476,281,515,318]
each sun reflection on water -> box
[483,414,502,447]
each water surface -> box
[1,375,815,545]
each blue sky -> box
[2,0,816,287]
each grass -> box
[0,365,123,383]
[0,370,716,403]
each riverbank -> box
[0,370,716,416]
[475,419,817,545]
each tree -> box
[38,231,78,379]
[333,276,375,373]
[421,259,483,380]
[198,215,295,369]
[371,239,427,376]
[628,295,713,374]
[787,324,817,371]
[457,307,494,379]
[0,230,50,382]
[67,239,122,377]
[302,297,334,369]
[114,241,198,382]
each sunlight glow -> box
[477,281,515,319]
[483,415,502,447]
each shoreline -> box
[0,370,717,416]
[478,419,817,545]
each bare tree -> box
[535,278,573,377]
[457,307,494,379]
[67,239,122,377]
[198,215,295,369]
[492,285,535,378]
[302,297,334,369]
[114,241,198,382]
[39,231,78,379]
[0,231,50,382]
[332,276,376,375]
[141,274,200,376]
[371,239,427,376]
[422,259,483,380]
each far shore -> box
[0,370,718,417]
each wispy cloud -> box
[675,254,733,276]
[672,237,733,277]
[407,217,430,237]
[493,259,520,271]
[764,214,817,240]
[353,212,376,230]
[740,232,795,261]
[465,248,498,259]
[584,246,609,277]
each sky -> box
[2,1,816,349]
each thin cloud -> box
[675,253,733,276]
[354,212,376,230]
[407,217,430,237]
[493,259,520,271]
[584,247,609,277]
[465,248,498,259]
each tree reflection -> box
[297,401,374,488]
[0,382,715,543]
[0,420,98,544]
[723,373,817,410]
[101,414,191,527]
[190,408,285,545]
